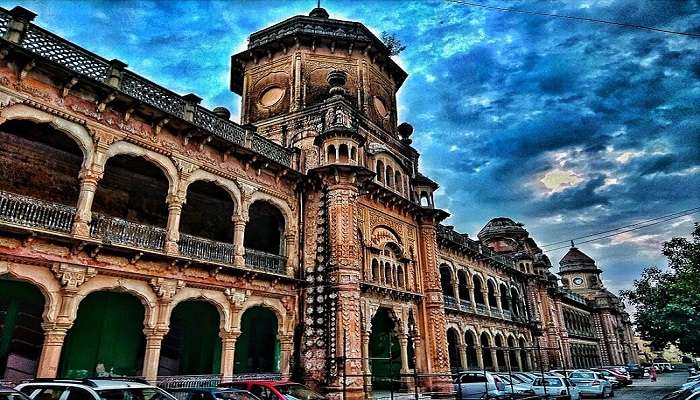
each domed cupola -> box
[477,217,529,253]
[559,243,604,291]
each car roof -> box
[18,379,154,390]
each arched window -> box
[457,270,469,302]
[376,160,385,183]
[480,332,493,369]
[420,191,430,207]
[338,144,349,163]
[384,262,392,286]
[510,288,520,316]
[386,166,394,188]
[245,201,285,256]
[350,146,357,162]
[397,265,405,288]
[500,283,510,311]
[487,280,498,308]
[327,145,336,164]
[447,328,461,372]
[395,171,402,193]
[439,265,454,297]
[473,275,485,304]
[372,259,380,281]
[376,243,405,288]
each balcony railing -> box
[475,303,489,315]
[443,295,459,310]
[0,7,294,168]
[89,214,166,251]
[490,306,501,315]
[179,233,234,264]
[460,299,472,310]
[244,248,286,274]
[503,309,513,320]
[0,190,75,233]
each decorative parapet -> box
[436,224,516,269]
[0,7,293,167]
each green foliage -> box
[380,31,406,56]
[621,223,700,354]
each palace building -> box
[0,4,635,397]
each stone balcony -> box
[0,190,288,276]
[443,294,529,324]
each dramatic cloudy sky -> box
[5,0,698,295]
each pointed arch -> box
[102,141,179,195]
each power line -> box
[444,0,700,38]
[541,209,700,253]
[540,206,700,248]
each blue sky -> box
[6,0,699,295]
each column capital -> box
[220,330,242,340]
[143,326,169,339]
[51,263,97,293]
[232,214,249,224]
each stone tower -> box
[559,244,604,294]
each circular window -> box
[573,277,584,286]
[259,86,285,107]
[373,96,389,118]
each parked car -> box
[496,374,534,395]
[16,378,177,400]
[593,368,633,386]
[529,377,580,400]
[0,387,32,400]
[654,363,674,372]
[624,363,646,378]
[568,370,615,398]
[168,387,260,400]
[221,381,325,400]
[451,371,506,399]
[512,372,537,383]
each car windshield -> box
[215,392,259,400]
[97,388,174,400]
[274,384,324,400]
[1,393,30,400]
[572,372,595,379]
[533,378,563,387]
[456,374,488,384]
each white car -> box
[16,378,177,400]
[530,377,580,400]
[453,371,506,398]
[496,374,534,395]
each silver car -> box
[569,370,615,398]
[453,371,506,399]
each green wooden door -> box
[369,310,401,390]
[160,301,221,375]
[0,280,44,379]
[234,307,279,373]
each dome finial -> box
[571,240,575,248]
[309,0,329,18]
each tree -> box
[380,31,406,56]
[621,223,700,354]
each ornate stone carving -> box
[149,277,185,300]
[51,263,97,291]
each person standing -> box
[649,365,657,382]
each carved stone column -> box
[278,334,294,378]
[491,349,499,372]
[284,232,296,275]
[142,327,168,383]
[483,289,491,313]
[362,330,372,391]
[165,194,185,255]
[416,210,451,393]
[36,322,71,378]
[220,330,240,382]
[476,346,484,370]
[515,351,523,372]
[469,285,477,312]
[457,344,468,371]
[232,215,247,268]
[72,166,103,238]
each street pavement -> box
[613,371,688,399]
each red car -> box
[593,368,633,386]
[221,381,326,400]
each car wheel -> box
[600,388,607,398]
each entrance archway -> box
[0,279,45,380]
[480,332,493,370]
[369,308,400,390]
[59,291,145,378]
[234,306,279,373]
[519,338,530,371]
[465,331,478,369]
[447,328,461,372]
[159,301,221,376]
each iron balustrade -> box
[443,295,459,310]
[0,190,76,233]
[178,233,234,264]
[0,7,294,168]
[89,214,166,251]
[244,248,286,274]
[490,306,501,315]
[475,303,489,315]
[503,309,513,320]
[459,299,472,311]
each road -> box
[614,371,688,399]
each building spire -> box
[571,240,575,248]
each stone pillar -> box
[232,215,247,268]
[491,349,499,372]
[278,334,294,379]
[468,284,477,312]
[476,346,484,370]
[399,333,412,388]
[362,331,372,391]
[142,328,168,383]
[164,194,185,255]
[416,211,452,393]
[495,291,504,316]
[72,166,103,238]
[482,289,490,314]
[284,233,296,275]
[220,330,240,382]
[36,322,71,378]
[457,344,468,371]
[452,278,460,303]
[515,351,523,372]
